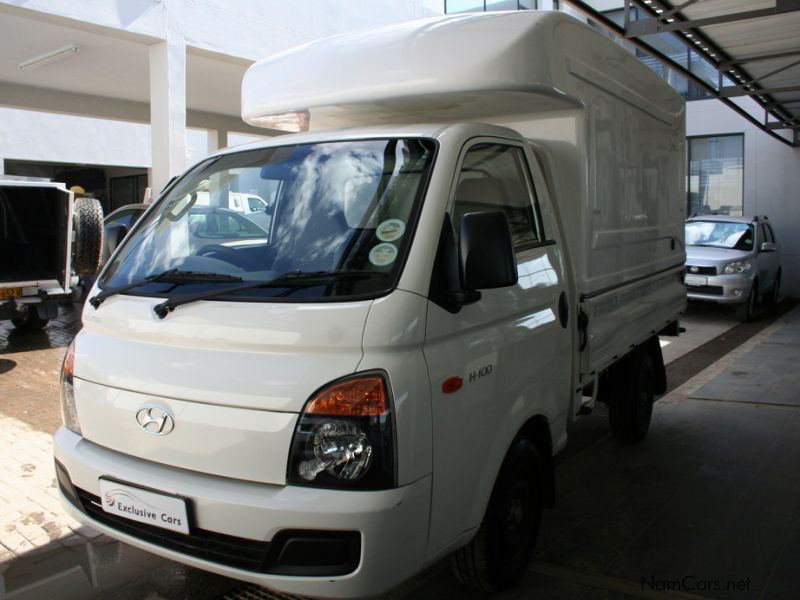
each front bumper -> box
[685,272,754,304]
[53,426,431,599]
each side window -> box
[759,224,769,248]
[452,143,542,251]
[765,224,776,244]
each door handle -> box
[558,292,569,329]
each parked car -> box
[685,214,781,321]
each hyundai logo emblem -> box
[689,266,699,273]
[135,406,175,435]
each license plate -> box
[684,275,707,287]
[99,479,189,534]
[0,287,22,300]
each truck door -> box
[423,139,571,554]
[56,187,72,291]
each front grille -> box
[76,487,273,572]
[686,265,717,275]
[686,285,724,295]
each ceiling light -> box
[19,44,80,71]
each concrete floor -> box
[2,300,798,599]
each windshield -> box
[685,220,754,250]
[102,138,436,301]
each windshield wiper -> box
[89,270,243,308]
[152,270,388,319]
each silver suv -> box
[684,215,781,321]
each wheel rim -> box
[500,480,533,560]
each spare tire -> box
[73,197,104,276]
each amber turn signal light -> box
[306,375,388,417]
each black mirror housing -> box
[459,211,518,291]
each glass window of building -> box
[445,0,536,13]
[687,135,744,217]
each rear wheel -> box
[11,309,49,331]
[736,281,758,322]
[452,437,543,592]
[608,349,655,444]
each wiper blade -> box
[89,270,243,308]
[153,270,388,319]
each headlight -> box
[288,373,395,490]
[59,341,81,435]
[723,260,752,274]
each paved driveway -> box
[1,300,797,599]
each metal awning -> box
[566,0,800,147]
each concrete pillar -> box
[207,129,228,154]
[149,25,186,194]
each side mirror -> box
[454,211,517,304]
[760,241,776,253]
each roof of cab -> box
[209,122,524,159]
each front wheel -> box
[452,437,543,592]
[765,271,781,307]
[608,349,655,444]
[736,281,758,322]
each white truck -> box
[1,179,102,330]
[54,11,685,598]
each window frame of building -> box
[687,133,745,218]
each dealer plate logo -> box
[136,406,174,435]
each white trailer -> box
[0,179,103,330]
[55,11,685,598]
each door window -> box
[452,143,542,252]
[764,223,776,244]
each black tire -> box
[608,349,655,444]
[73,197,104,276]
[11,309,49,331]
[736,281,758,322]
[452,437,543,592]
[765,270,781,307]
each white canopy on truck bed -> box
[241,10,686,308]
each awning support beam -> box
[626,0,800,37]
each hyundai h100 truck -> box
[54,11,685,598]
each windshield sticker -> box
[376,219,406,242]
[369,243,398,267]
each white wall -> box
[0,0,437,175]
[0,105,212,171]
[688,99,800,297]
[0,0,439,61]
